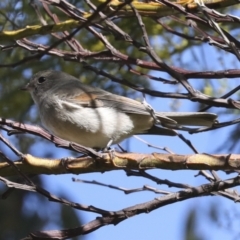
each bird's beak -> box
[20,83,30,91]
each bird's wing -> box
[62,83,176,124]
[57,81,217,127]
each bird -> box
[21,70,217,149]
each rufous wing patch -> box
[71,93,104,107]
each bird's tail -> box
[158,112,217,127]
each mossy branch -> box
[0,0,237,41]
[0,152,238,177]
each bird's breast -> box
[38,98,147,148]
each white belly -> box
[40,99,140,148]
[38,96,154,148]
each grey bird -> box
[22,70,217,148]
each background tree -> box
[0,0,240,239]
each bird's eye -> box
[38,76,46,84]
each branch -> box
[0,152,239,177]
[0,0,237,41]
[24,174,240,238]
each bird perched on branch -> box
[22,70,217,149]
